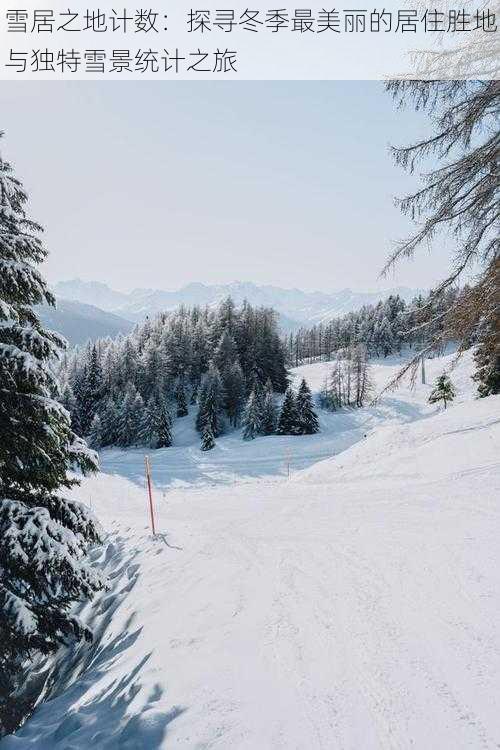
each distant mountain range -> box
[53,279,424,337]
[37,299,134,346]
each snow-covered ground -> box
[4,351,500,749]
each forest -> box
[284,288,460,366]
[58,298,321,450]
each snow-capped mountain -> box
[53,279,424,330]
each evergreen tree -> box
[200,424,215,451]
[72,363,91,435]
[86,343,103,416]
[196,363,225,437]
[296,378,320,435]
[156,398,173,448]
[88,414,103,449]
[0,135,103,732]
[214,329,238,372]
[261,379,278,435]
[129,391,145,444]
[139,395,157,448]
[429,374,456,409]
[242,390,262,440]
[277,387,300,435]
[473,322,500,397]
[117,385,143,446]
[60,381,80,432]
[224,361,246,427]
[175,375,188,417]
[100,396,119,447]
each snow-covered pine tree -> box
[277,387,300,435]
[88,414,103,449]
[155,397,173,448]
[242,390,262,440]
[200,424,215,451]
[196,363,225,437]
[117,384,143,447]
[428,374,456,409]
[473,318,500,397]
[0,134,104,733]
[224,361,246,427]
[60,381,79,432]
[261,378,277,435]
[296,378,319,435]
[99,396,119,447]
[214,329,238,372]
[129,390,144,445]
[86,343,103,419]
[175,375,188,418]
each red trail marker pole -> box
[145,455,156,536]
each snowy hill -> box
[53,279,423,329]
[36,299,134,346]
[4,351,500,750]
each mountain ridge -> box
[53,279,424,330]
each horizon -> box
[53,276,426,297]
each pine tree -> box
[277,387,300,435]
[473,321,500,397]
[429,374,456,409]
[117,384,143,447]
[196,363,225,437]
[156,399,173,448]
[86,343,103,417]
[296,378,320,435]
[88,413,104,449]
[242,390,262,440]
[224,361,246,427]
[60,381,79,432]
[261,379,278,435]
[129,391,145,445]
[175,375,188,417]
[214,329,238,372]
[100,397,119,447]
[200,424,215,451]
[0,134,103,732]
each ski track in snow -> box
[3,350,500,750]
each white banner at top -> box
[0,0,498,79]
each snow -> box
[3,350,500,749]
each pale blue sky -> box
[0,82,453,293]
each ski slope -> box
[3,351,500,749]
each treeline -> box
[59,298,289,449]
[285,289,459,367]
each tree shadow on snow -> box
[0,540,186,750]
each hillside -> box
[3,352,499,750]
[53,279,422,329]
[36,299,134,346]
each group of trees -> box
[0,135,103,732]
[383,80,499,397]
[239,377,319,443]
[277,379,320,436]
[59,299,289,450]
[285,289,459,367]
[319,344,373,411]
